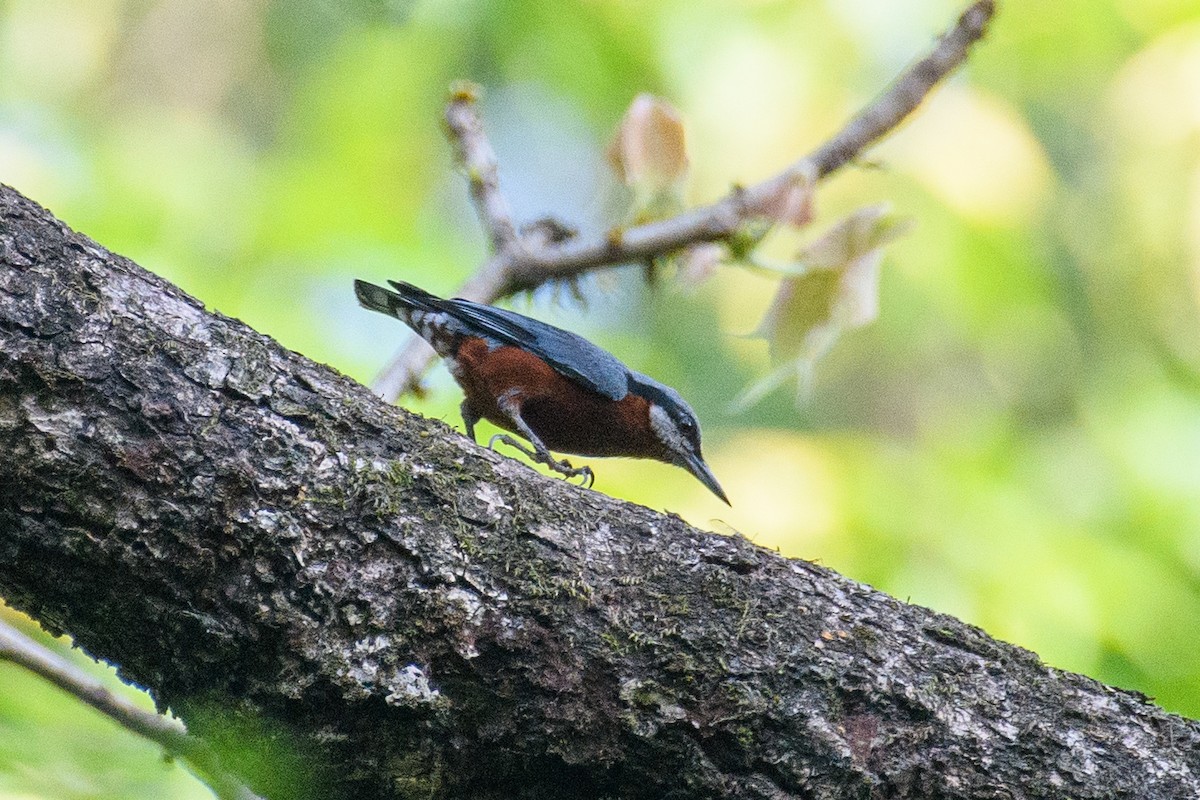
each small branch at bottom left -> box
[0,617,265,800]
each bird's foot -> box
[487,434,594,488]
[560,461,594,489]
[487,432,537,459]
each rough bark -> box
[1,183,1198,799]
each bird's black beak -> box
[681,450,730,505]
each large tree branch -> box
[372,0,997,401]
[2,184,1198,799]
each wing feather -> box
[442,299,631,401]
[373,280,631,400]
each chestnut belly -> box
[516,393,657,458]
[452,339,667,461]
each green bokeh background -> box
[4,0,1200,796]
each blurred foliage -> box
[4,0,1200,796]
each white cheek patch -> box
[649,404,688,458]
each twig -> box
[519,0,996,279]
[445,82,521,254]
[371,0,996,401]
[0,619,265,800]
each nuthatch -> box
[356,280,728,504]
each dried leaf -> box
[795,203,912,272]
[735,205,912,408]
[755,268,843,365]
[836,248,883,328]
[678,243,725,288]
[607,94,689,192]
[755,167,816,228]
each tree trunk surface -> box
[1,184,1198,799]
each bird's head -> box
[631,374,729,505]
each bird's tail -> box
[355,279,462,352]
[354,279,442,319]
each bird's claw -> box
[544,457,594,488]
[487,434,594,488]
[557,461,594,488]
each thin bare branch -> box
[445,82,521,254]
[371,0,996,401]
[0,619,264,800]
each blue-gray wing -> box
[444,299,631,401]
